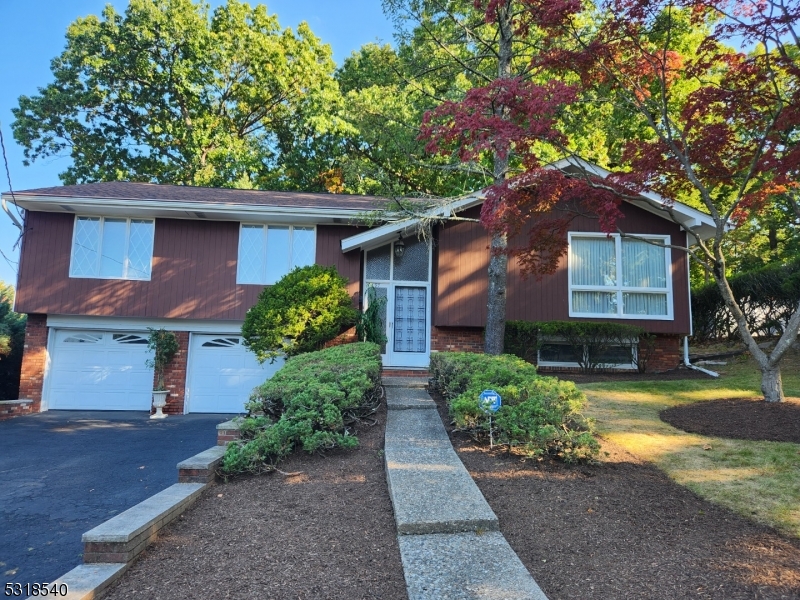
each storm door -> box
[364,237,431,368]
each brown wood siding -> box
[15,213,364,320]
[434,203,691,335]
[315,225,363,302]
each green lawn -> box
[576,347,800,538]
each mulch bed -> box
[103,386,800,600]
[661,397,800,443]
[431,391,800,600]
[103,403,407,600]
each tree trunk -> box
[761,364,785,403]
[485,232,509,354]
[483,0,513,356]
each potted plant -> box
[145,328,178,419]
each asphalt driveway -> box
[0,411,233,585]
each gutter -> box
[683,336,719,377]
[1,194,23,230]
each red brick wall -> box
[152,331,189,415]
[18,314,47,410]
[431,327,484,353]
[643,334,682,373]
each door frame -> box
[363,239,432,368]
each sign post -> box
[478,389,502,448]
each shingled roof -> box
[11,181,394,211]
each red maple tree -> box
[421,0,800,401]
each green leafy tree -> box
[241,265,357,363]
[0,283,26,400]
[12,0,342,189]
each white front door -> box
[364,237,431,368]
[186,334,284,413]
[49,330,153,410]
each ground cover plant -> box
[429,352,598,462]
[578,345,800,538]
[221,342,381,475]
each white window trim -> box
[536,336,638,370]
[567,232,674,321]
[236,223,317,285]
[68,215,155,281]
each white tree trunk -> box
[760,364,785,403]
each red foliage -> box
[421,0,799,276]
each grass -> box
[577,346,800,538]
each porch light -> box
[394,234,406,258]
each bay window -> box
[568,233,672,319]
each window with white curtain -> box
[568,233,672,319]
[237,224,316,284]
[69,216,154,280]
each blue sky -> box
[0,0,396,288]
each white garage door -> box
[186,335,283,413]
[49,330,153,410]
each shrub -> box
[0,283,26,400]
[221,342,382,475]
[429,352,598,462]
[505,320,647,373]
[242,265,357,363]
[691,259,800,342]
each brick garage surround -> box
[18,313,47,412]
[153,331,189,415]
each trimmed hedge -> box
[429,352,598,462]
[691,259,800,341]
[221,342,382,475]
[505,320,653,373]
[241,264,357,363]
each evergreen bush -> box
[221,342,382,475]
[241,265,357,363]
[691,259,800,341]
[429,352,598,462]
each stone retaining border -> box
[26,442,227,600]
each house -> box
[4,158,716,415]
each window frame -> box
[68,215,155,281]
[236,223,317,285]
[536,336,639,370]
[567,232,674,320]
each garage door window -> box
[113,333,148,344]
[63,332,102,344]
[70,216,155,280]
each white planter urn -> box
[151,390,169,419]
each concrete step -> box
[385,387,437,411]
[82,482,205,563]
[383,376,428,389]
[399,531,548,600]
[384,409,498,535]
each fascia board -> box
[47,314,244,333]
[5,194,368,222]
[545,157,717,238]
[340,192,484,253]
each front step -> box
[382,376,428,389]
[385,387,436,410]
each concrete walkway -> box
[382,377,548,600]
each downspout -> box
[684,336,719,377]
[1,193,23,230]
[684,249,719,377]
